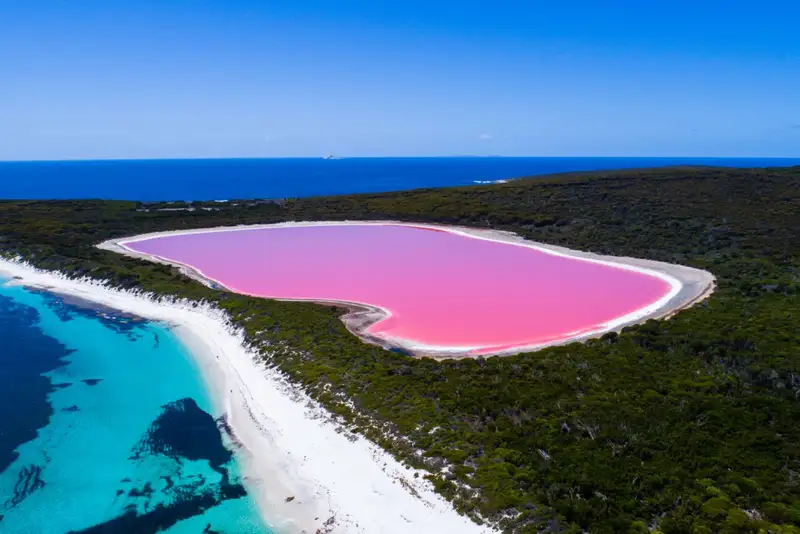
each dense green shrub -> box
[1,166,798,532]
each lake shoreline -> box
[100,221,716,358]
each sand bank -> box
[99,221,716,359]
[0,258,495,534]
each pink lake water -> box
[125,224,673,354]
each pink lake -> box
[124,224,674,354]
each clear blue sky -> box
[2,0,799,160]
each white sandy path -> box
[100,220,716,358]
[0,259,496,534]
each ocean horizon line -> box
[2,155,800,164]
[2,156,799,202]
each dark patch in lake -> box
[128,481,155,499]
[62,405,80,412]
[5,464,46,510]
[131,398,233,469]
[69,477,246,534]
[82,378,103,386]
[0,294,71,475]
[215,414,242,449]
[35,291,147,340]
[74,398,248,533]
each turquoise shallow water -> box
[0,279,271,533]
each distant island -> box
[1,166,798,533]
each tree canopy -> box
[1,166,799,533]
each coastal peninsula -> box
[1,166,798,532]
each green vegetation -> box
[1,166,799,533]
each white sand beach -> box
[0,258,496,534]
[99,221,717,358]
[0,223,714,532]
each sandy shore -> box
[99,221,716,358]
[0,258,496,534]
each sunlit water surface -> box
[0,279,270,533]
[127,224,672,353]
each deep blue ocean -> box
[0,157,798,201]
[2,156,799,532]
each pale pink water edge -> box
[125,225,671,354]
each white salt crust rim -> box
[110,221,712,357]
